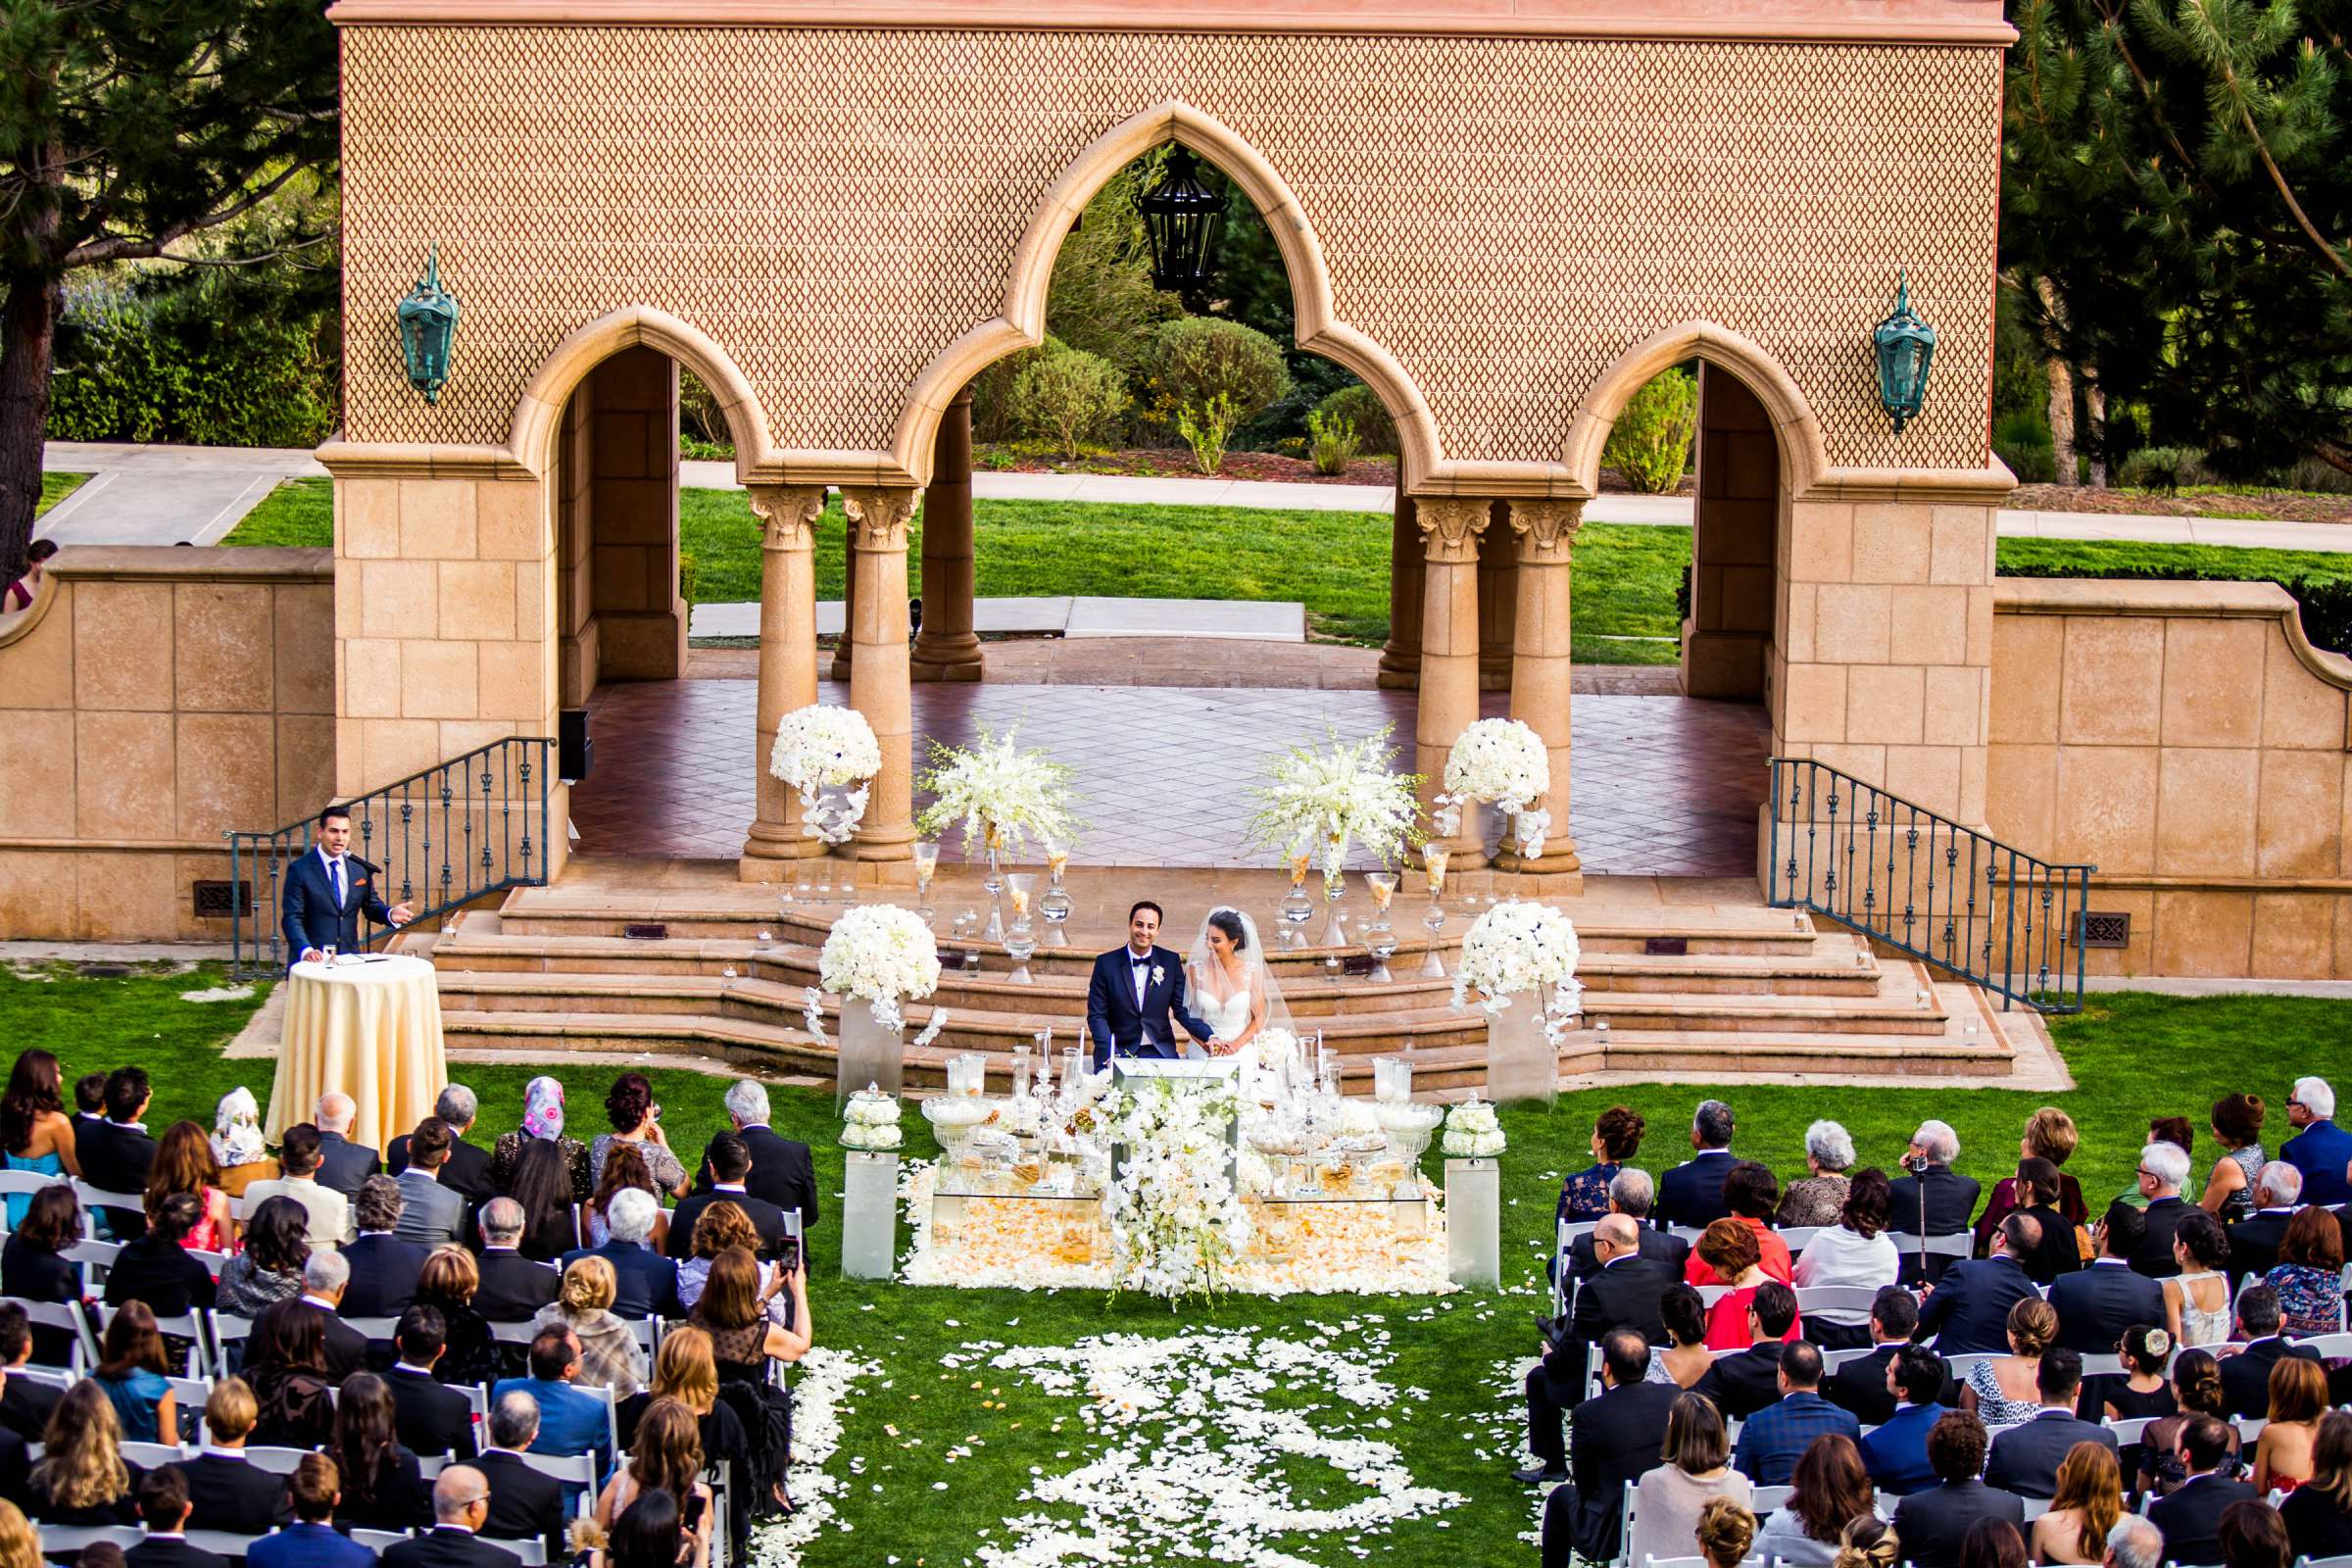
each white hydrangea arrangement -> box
[841,1086,904,1152]
[1245,723,1422,891]
[914,724,1082,860]
[768,704,882,845]
[1451,900,1582,1019]
[1437,718,1553,860]
[817,905,943,1030]
[1442,1098,1506,1157]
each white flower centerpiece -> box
[1441,1099,1506,1158]
[1107,1077,1252,1303]
[1245,723,1422,947]
[1437,717,1553,864]
[840,1085,904,1152]
[915,724,1083,941]
[812,905,947,1103]
[767,703,881,847]
[1451,900,1582,1106]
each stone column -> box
[910,389,983,682]
[841,486,921,863]
[1376,493,1424,690]
[1477,499,1518,692]
[829,505,858,683]
[1415,497,1489,866]
[1502,499,1585,885]
[740,484,827,878]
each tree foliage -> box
[1012,345,1130,458]
[1603,369,1697,493]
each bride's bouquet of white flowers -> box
[1441,1098,1506,1158]
[1452,900,1582,1024]
[914,723,1082,860]
[768,704,881,846]
[817,905,943,1031]
[1436,718,1552,858]
[1107,1079,1251,1302]
[1244,723,1422,891]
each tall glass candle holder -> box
[1040,843,1074,945]
[911,840,940,923]
[1420,844,1450,978]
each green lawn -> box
[7,958,2340,1565]
[219,475,333,547]
[37,472,89,516]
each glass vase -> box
[1317,874,1348,950]
[1485,996,1557,1108]
[838,1003,906,1107]
[981,841,1006,942]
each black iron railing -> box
[226,737,555,978]
[1766,757,2093,1012]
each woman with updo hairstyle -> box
[592,1070,691,1201]
[2201,1093,2268,1223]
[415,1245,499,1387]
[533,1254,647,1396]
[1960,1298,2057,1426]
[1696,1218,1776,1349]
[2141,1348,2240,1495]
[2011,1155,2087,1284]
[1696,1496,1758,1568]
[1779,1120,1858,1228]
[2103,1325,2178,1423]
[1558,1105,1645,1223]
[1792,1168,1898,1348]
[2163,1208,2234,1347]
[1976,1105,2086,1250]
[1647,1282,1716,1388]
[1685,1163,1792,1287]
[1833,1516,1901,1568]
[2032,1441,2125,1565]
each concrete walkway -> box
[39,441,2352,557]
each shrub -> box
[1305,409,1360,475]
[1012,346,1130,459]
[1992,407,2057,484]
[970,335,1064,444]
[2117,446,2212,493]
[1316,383,1397,456]
[678,368,734,457]
[1150,318,1290,423]
[1602,368,1696,494]
[677,551,699,605]
[1175,392,1244,475]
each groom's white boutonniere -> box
[1151,964,1164,986]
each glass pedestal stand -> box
[1040,859,1073,946]
[1420,897,1448,978]
[1279,875,1314,950]
[841,1151,899,1279]
[1317,875,1348,950]
[1446,1156,1500,1289]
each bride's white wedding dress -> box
[1184,971,1260,1083]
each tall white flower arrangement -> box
[1244,724,1423,891]
[1107,1080,1251,1302]
[1437,717,1552,860]
[768,704,882,845]
[817,905,943,1030]
[915,724,1082,859]
[1451,901,1583,1040]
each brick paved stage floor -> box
[570,677,1771,876]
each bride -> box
[1184,906,1295,1093]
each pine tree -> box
[0,1,338,579]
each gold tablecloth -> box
[267,955,447,1154]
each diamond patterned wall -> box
[341,26,2001,474]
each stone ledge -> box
[48,545,334,584]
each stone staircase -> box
[407,882,2022,1096]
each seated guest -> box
[2164,1209,2234,1347]
[93,1300,180,1445]
[2148,1415,2258,1567]
[0,1304,64,1441]
[104,1192,218,1316]
[531,1255,647,1396]
[391,1086,495,1203]
[1625,1390,1753,1568]
[1827,1287,1944,1427]
[474,1198,563,1320]
[2008,1156,2085,1286]
[688,1247,807,1511]
[246,1453,374,1568]
[1658,1099,1740,1230]
[239,1124,351,1250]
[2225,1161,2304,1289]
[1557,1104,1645,1224]
[1646,1283,1716,1390]
[1958,1518,2030,1568]
[2199,1093,2268,1224]
[1755,1433,1875,1568]
[1792,1168,1899,1349]
[2,1185,84,1364]
[585,1140,670,1252]
[416,1244,502,1389]
[490,1327,613,1483]
[489,1076,592,1203]
[697,1080,819,1245]
[590,1071,694,1201]
[312,1092,383,1199]
[2218,1285,2323,1419]
[563,1188,682,1319]
[2279,1411,2352,1563]
[1527,1214,1676,1444]
[1887,1120,1980,1282]
[2052,1204,2166,1352]
[208,1087,276,1200]
[344,1173,433,1316]
[2282,1075,2352,1207]
[2263,1204,2345,1335]
[1889,1411,2025,1568]
[394,1117,469,1250]
[1565,1168,1690,1280]
[2131,1142,2195,1277]
[2218,1498,2291,1568]
[2251,1354,2328,1494]
[1983,1348,2116,1498]
[126,1464,226,1568]
[1694,1218,1788,1350]
[2105,1517,2167,1568]
[2141,1349,2241,1497]
[1974,1108,2087,1252]
[29,1379,143,1526]
[476,1391,568,1562]
[218,1194,313,1316]
[2029,1442,2126,1568]
[242,1298,337,1450]
[1692,1280,1802,1419]
[142,1119,232,1255]
[299,1248,369,1379]
[614,1328,751,1489]
[669,1136,793,1263]
[171,1377,291,1535]
[1779,1120,1858,1228]
[1958,1298,2059,1429]
[382,1465,522,1568]
[80,1066,160,1240]
[508,1137,582,1263]
[1697,1496,1758,1568]
[590,1396,715,1567]
[1,1048,79,1231]
[388,1305,480,1462]
[74,1070,106,1132]
[332,1372,433,1533]
[1735,1341,1861,1486]
[1684,1161,1791,1285]
[2097,1324,2179,1424]
[1916,1213,2040,1354]
[1864,1347,1967,1495]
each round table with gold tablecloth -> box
[266,955,447,1154]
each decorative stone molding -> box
[1508,499,1584,561]
[840,487,921,551]
[748,484,825,550]
[1415,497,1490,564]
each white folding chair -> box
[0,1169,69,1219]
[13,1298,98,1368]
[206,1307,256,1379]
[2293,1555,2352,1568]
[2111,1415,2157,1446]
[122,1440,188,1467]
[352,1528,415,1553]
[1822,1346,1883,1371]
[241,1446,315,1475]
[184,1531,268,1558]
[1778,1227,1827,1251]
[168,1375,213,1442]
[1887,1231,1971,1271]
[1792,1285,1883,1319]
[518,1448,601,1514]
[1752,1484,1794,1512]
[186,1249,229,1274]
[342,1314,403,1342]
[1697,1284,1734,1307]
[73,1179,147,1235]
[489,1318,540,1346]
[12,1363,75,1392]
[1940,1352,2000,1382]
[2022,1497,2053,1521]
[2080,1353,2125,1378]
[26,1526,139,1553]
[509,1541,551,1567]
[417,1449,456,1478]
[1668,1226,1708,1247]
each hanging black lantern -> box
[1138,147,1225,298]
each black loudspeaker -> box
[559,708,593,782]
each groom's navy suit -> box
[1085,944,1213,1069]
[280,845,396,959]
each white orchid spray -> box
[767,704,881,845]
[817,905,943,1030]
[1244,723,1423,892]
[1106,1080,1251,1303]
[915,723,1083,860]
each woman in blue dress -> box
[1556,1104,1647,1224]
[0,1049,78,1229]
[92,1300,179,1446]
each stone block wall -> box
[1682,366,1779,700]
[1986,578,2352,978]
[583,347,685,681]
[0,548,335,940]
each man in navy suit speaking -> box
[1085,901,1215,1070]
[282,804,415,963]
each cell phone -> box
[775,1238,802,1276]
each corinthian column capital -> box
[1509,499,1584,562]
[1415,496,1491,564]
[841,486,922,551]
[748,484,825,551]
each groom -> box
[1085,900,1215,1070]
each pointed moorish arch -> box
[890,101,1443,489]
[1563,320,1829,500]
[508,305,778,480]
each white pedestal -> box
[841,1151,899,1280]
[1446,1157,1500,1290]
[839,1004,906,1107]
[1484,997,1557,1107]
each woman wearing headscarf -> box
[208,1087,278,1199]
[489,1075,593,1203]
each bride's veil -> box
[1186,906,1296,1038]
